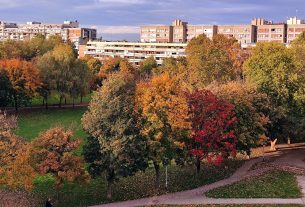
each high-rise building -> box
[68,28,97,56]
[140,18,305,46]
[186,25,217,41]
[140,25,173,43]
[172,19,188,43]
[256,24,287,43]
[217,25,256,46]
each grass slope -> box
[35,160,243,207]
[206,170,302,198]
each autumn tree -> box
[0,59,41,111]
[0,40,24,59]
[99,57,134,79]
[81,56,102,90]
[208,82,269,154]
[186,90,237,173]
[136,73,190,187]
[291,31,305,46]
[30,127,89,187]
[213,34,248,80]
[25,34,62,60]
[82,70,148,199]
[153,57,189,89]
[186,34,237,88]
[0,36,62,61]
[0,111,36,191]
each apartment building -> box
[140,25,173,43]
[256,24,287,43]
[84,41,187,65]
[186,25,217,41]
[0,20,79,41]
[141,19,215,43]
[287,17,305,44]
[68,28,97,55]
[0,20,97,55]
[140,17,305,46]
[172,19,188,43]
[217,25,256,46]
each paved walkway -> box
[92,146,305,207]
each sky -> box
[0,0,304,41]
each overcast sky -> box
[0,0,304,40]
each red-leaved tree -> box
[186,90,237,173]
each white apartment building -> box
[84,41,187,65]
[0,20,79,42]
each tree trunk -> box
[153,162,160,188]
[270,139,277,151]
[106,170,115,200]
[80,95,83,104]
[45,96,48,110]
[14,95,18,112]
[195,157,201,174]
[42,98,45,107]
[107,179,113,200]
[72,98,75,108]
[59,96,62,108]
[287,137,291,145]
[64,97,67,105]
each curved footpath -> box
[92,145,305,207]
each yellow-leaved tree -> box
[136,73,190,188]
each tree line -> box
[1,33,305,201]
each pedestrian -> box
[45,198,53,207]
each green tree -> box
[139,56,157,77]
[0,69,12,107]
[244,42,305,144]
[82,70,148,199]
[69,59,92,105]
[37,44,90,107]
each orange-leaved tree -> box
[0,111,36,191]
[30,127,89,187]
[0,59,41,110]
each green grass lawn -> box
[33,160,243,207]
[15,108,87,141]
[206,171,302,198]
